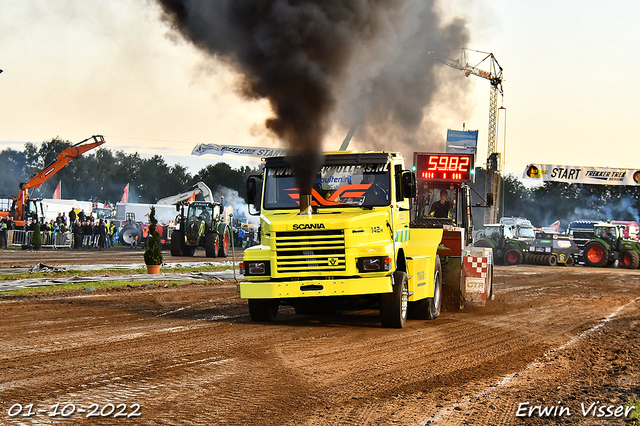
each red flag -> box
[120,183,130,203]
[52,181,61,199]
[187,190,196,202]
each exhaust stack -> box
[299,194,312,216]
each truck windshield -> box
[263,163,391,209]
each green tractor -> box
[473,223,529,265]
[583,223,640,268]
[170,201,231,258]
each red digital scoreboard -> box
[414,153,474,182]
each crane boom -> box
[11,135,106,224]
[437,48,504,223]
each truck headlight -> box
[240,261,270,276]
[357,256,392,272]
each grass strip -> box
[0,278,205,298]
[0,264,233,281]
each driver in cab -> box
[363,174,389,204]
[429,189,451,218]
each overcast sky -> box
[1,0,639,178]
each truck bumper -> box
[240,276,393,299]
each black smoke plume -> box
[155,0,469,190]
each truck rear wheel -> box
[205,232,219,258]
[248,299,279,322]
[619,250,640,269]
[583,241,609,267]
[170,230,183,256]
[380,271,409,328]
[503,249,522,266]
[547,254,558,266]
[408,256,442,320]
[564,256,575,267]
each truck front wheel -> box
[380,271,409,328]
[408,256,442,320]
[248,299,279,322]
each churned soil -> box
[0,249,639,425]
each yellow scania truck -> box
[240,151,492,328]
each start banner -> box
[523,164,640,186]
[192,143,286,158]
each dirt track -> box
[1,249,639,425]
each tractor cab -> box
[593,224,622,245]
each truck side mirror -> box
[247,176,262,216]
[486,193,494,207]
[247,177,257,204]
[401,171,416,199]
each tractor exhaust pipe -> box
[299,194,312,216]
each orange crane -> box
[1,135,106,226]
[437,48,504,224]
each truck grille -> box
[275,230,346,273]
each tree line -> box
[0,137,259,206]
[1,138,639,231]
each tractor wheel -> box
[564,256,575,267]
[583,241,609,267]
[218,225,231,257]
[248,299,279,322]
[380,271,409,328]
[204,232,219,258]
[547,254,558,266]
[619,250,640,269]
[503,249,523,266]
[170,230,183,256]
[408,256,442,320]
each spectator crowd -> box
[0,208,117,249]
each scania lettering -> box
[240,151,493,328]
[293,223,326,230]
